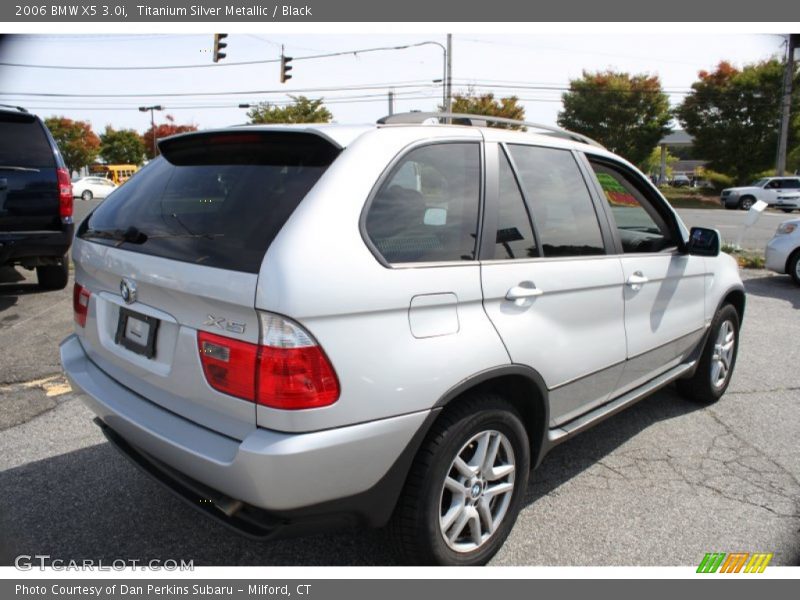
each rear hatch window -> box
[1,111,60,232]
[79,131,341,273]
[0,111,56,169]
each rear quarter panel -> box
[255,127,512,433]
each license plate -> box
[115,308,159,359]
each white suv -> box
[60,113,745,566]
[720,176,800,211]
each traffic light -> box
[213,33,228,63]
[280,53,293,83]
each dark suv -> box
[0,105,74,289]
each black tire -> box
[390,394,530,566]
[787,250,800,286]
[36,258,69,290]
[723,204,736,210]
[739,196,755,210]
[677,304,740,404]
[781,208,794,213]
[81,189,93,201]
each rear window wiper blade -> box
[0,165,40,172]
[82,226,148,246]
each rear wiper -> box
[82,226,148,246]
[0,165,40,172]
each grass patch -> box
[659,186,723,210]
[721,243,765,269]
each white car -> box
[720,176,800,211]
[72,176,117,201]
[765,218,800,285]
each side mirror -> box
[687,226,720,257]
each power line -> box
[0,82,440,99]
[0,41,447,71]
[8,89,437,111]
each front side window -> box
[507,144,605,257]
[590,159,676,254]
[365,143,480,264]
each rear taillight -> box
[57,168,73,220]
[198,331,258,401]
[197,313,340,410]
[73,283,90,327]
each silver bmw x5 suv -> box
[60,113,744,566]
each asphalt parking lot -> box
[0,237,798,567]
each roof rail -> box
[0,104,29,113]
[377,112,604,149]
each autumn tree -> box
[446,90,525,127]
[100,126,145,165]
[675,60,798,184]
[247,96,333,124]
[141,115,198,159]
[44,116,100,173]
[558,71,672,165]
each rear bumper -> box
[0,225,73,266]
[60,334,434,534]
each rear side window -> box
[80,131,340,273]
[0,113,55,169]
[494,148,537,260]
[507,144,605,257]
[365,143,480,264]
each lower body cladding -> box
[59,334,437,539]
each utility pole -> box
[776,34,798,176]
[444,34,453,119]
[388,89,395,115]
[138,105,163,157]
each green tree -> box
[640,146,678,179]
[675,59,798,184]
[247,96,333,124]
[557,70,672,165]
[446,90,525,127]
[141,114,198,159]
[100,126,145,165]
[44,116,101,173]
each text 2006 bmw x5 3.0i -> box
[60,113,744,566]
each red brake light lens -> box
[57,168,73,219]
[256,345,340,410]
[197,315,340,410]
[73,283,90,327]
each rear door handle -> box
[626,271,649,290]
[505,282,544,303]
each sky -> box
[0,32,789,135]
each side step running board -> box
[547,361,695,446]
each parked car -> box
[720,176,800,211]
[765,218,800,285]
[72,176,117,201]
[0,105,73,289]
[670,174,692,187]
[60,113,745,566]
